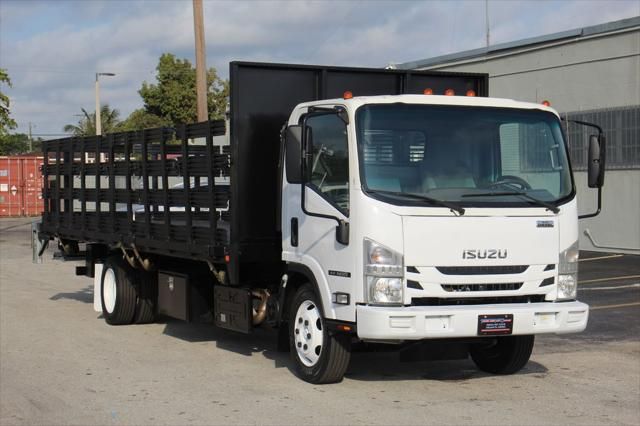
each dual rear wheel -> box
[100,256,157,325]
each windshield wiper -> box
[367,189,465,216]
[462,191,560,213]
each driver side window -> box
[306,113,349,214]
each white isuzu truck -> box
[35,62,605,383]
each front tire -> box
[289,285,351,384]
[470,335,535,374]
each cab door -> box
[282,110,356,321]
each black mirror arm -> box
[300,183,349,245]
[565,118,605,220]
[578,185,602,220]
[299,112,349,245]
[562,118,603,135]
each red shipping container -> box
[0,156,44,217]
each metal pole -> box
[485,0,490,48]
[95,73,101,136]
[28,122,33,152]
[193,0,208,122]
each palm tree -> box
[64,104,121,136]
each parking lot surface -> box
[1,218,639,425]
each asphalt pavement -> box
[1,218,638,425]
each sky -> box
[1,0,638,138]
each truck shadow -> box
[160,319,548,382]
[161,319,294,371]
[345,352,548,382]
[50,285,93,303]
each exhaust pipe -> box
[251,289,270,325]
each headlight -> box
[364,239,403,304]
[557,241,579,300]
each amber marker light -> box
[542,100,551,106]
[423,88,433,95]
[466,89,476,97]
[444,88,455,96]
[343,91,353,99]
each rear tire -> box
[101,256,137,325]
[133,271,157,324]
[289,285,351,384]
[470,335,535,374]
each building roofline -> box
[395,16,640,70]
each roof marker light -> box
[423,88,433,95]
[343,91,353,100]
[444,88,455,96]
[466,89,476,97]
[542,100,551,106]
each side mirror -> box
[587,134,606,188]
[285,125,302,184]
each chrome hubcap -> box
[294,300,323,367]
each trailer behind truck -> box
[34,62,605,383]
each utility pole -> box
[193,0,208,122]
[485,0,490,48]
[28,122,33,152]
[95,74,101,136]
[95,72,116,136]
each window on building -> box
[565,105,640,170]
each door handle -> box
[291,217,298,247]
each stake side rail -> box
[40,120,229,262]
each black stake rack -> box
[41,121,230,262]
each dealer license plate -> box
[477,314,514,335]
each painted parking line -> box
[579,275,640,285]
[580,283,640,291]
[579,254,624,262]
[590,302,640,311]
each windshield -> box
[355,104,573,208]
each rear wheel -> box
[470,335,535,374]
[101,256,137,325]
[289,285,351,384]
[134,271,157,324]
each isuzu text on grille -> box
[463,249,508,259]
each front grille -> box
[441,282,523,292]
[412,295,546,306]
[436,265,528,275]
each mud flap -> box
[214,285,252,333]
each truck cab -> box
[281,94,594,381]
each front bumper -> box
[356,301,588,340]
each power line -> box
[2,66,154,75]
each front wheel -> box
[470,335,535,374]
[289,285,351,384]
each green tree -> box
[0,69,17,137]
[0,133,42,155]
[138,53,229,126]
[115,108,169,132]
[63,105,121,136]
